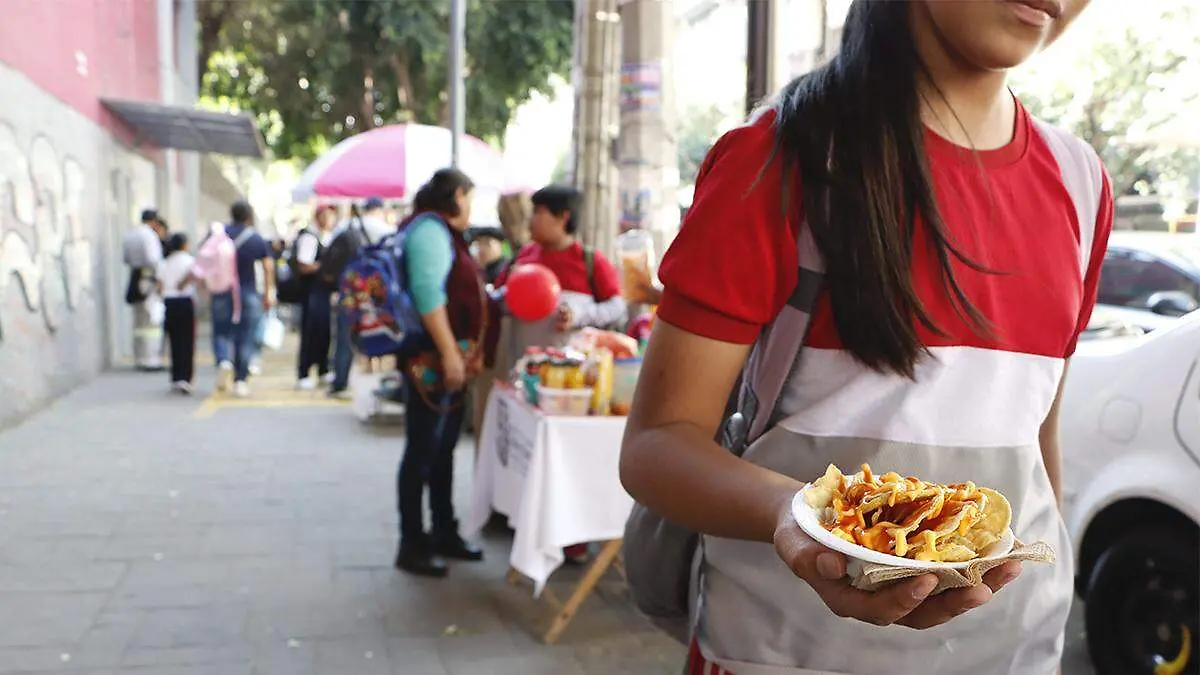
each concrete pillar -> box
[616,0,678,255]
[156,0,177,220]
[572,0,621,255]
[176,0,201,240]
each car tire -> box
[1085,526,1198,675]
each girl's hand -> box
[772,501,1022,629]
[442,350,467,391]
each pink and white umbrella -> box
[291,123,529,202]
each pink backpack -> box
[194,222,254,321]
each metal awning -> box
[102,99,265,158]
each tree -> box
[1012,4,1200,203]
[676,103,738,186]
[199,0,574,162]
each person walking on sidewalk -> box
[211,201,276,398]
[157,233,198,394]
[122,208,165,372]
[295,204,338,390]
[327,197,397,398]
[394,170,489,578]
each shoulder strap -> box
[232,227,255,250]
[583,245,598,301]
[1029,116,1105,278]
[721,221,825,452]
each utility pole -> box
[573,0,621,254]
[616,0,678,252]
[448,0,467,168]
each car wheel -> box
[1085,526,1198,675]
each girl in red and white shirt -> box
[620,1,1112,674]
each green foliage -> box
[199,0,574,162]
[1013,5,1200,202]
[677,103,739,186]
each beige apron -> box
[697,424,1072,675]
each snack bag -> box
[586,348,615,416]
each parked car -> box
[1061,311,1199,675]
[1097,232,1200,332]
[1081,307,1146,341]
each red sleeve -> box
[591,250,622,302]
[1065,168,1115,357]
[656,115,800,344]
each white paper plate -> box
[791,484,1015,571]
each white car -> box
[1061,310,1200,675]
[1097,232,1200,333]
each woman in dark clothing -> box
[394,168,490,577]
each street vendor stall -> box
[464,329,641,644]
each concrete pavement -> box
[0,340,682,674]
[0,337,1095,674]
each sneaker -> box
[216,361,234,393]
[322,372,336,385]
[233,381,251,398]
[248,358,263,376]
[327,387,351,400]
[296,377,317,391]
[563,543,590,565]
[171,381,193,395]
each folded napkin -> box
[847,539,1056,594]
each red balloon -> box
[506,263,561,322]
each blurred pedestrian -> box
[157,233,198,394]
[393,169,488,578]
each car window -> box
[1098,253,1200,307]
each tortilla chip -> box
[963,487,1011,551]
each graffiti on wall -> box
[0,123,93,341]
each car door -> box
[1176,353,1200,469]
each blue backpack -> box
[337,220,434,358]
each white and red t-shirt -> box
[500,240,622,301]
[658,103,1114,674]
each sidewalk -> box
[0,340,682,674]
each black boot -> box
[394,538,449,578]
[431,529,485,562]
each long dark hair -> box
[413,168,475,217]
[772,0,991,378]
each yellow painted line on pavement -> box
[192,389,349,419]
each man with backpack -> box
[194,201,275,397]
[122,208,166,371]
[293,204,338,390]
[325,197,396,398]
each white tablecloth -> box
[465,384,631,594]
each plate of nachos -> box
[792,463,1015,570]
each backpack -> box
[276,228,320,305]
[194,223,255,320]
[320,218,369,288]
[621,116,1107,644]
[338,216,440,358]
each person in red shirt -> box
[498,185,626,334]
[619,1,1111,673]
[494,185,628,564]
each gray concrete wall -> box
[0,62,160,428]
